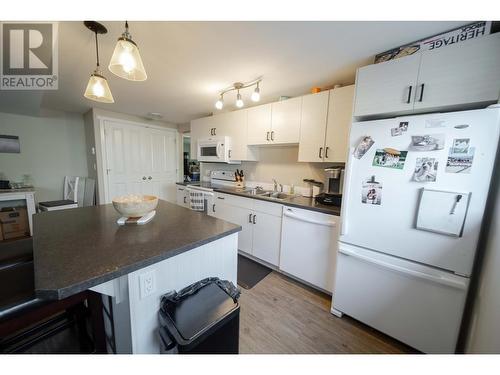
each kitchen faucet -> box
[272,179,283,192]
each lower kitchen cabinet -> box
[176,186,189,208]
[251,211,282,266]
[211,193,282,267]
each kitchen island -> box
[33,200,240,353]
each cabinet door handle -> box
[214,128,216,135]
[418,83,425,102]
[210,128,213,136]
[266,131,270,141]
[325,147,329,158]
[228,150,232,159]
[217,196,225,200]
[252,214,256,224]
[319,147,323,159]
[183,196,187,203]
[212,204,216,212]
[178,188,184,191]
[406,85,413,104]
[271,131,275,141]
[249,213,253,223]
[142,176,147,180]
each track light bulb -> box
[236,91,244,108]
[215,95,224,110]
[251,84,260,102]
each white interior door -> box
[104,120,144,202]
[104,121,178,203]
[141,128,178,203]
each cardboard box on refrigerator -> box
[0,207,30,240]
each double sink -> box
[238,187,296,201]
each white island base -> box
[90,233,238,354]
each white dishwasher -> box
[279,206,339,293]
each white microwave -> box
[197,136,238,163]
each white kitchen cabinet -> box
[212,193,282,266]
[298,91,330,162]
[252,211,282,266]
[218,110,258,161]
[176,186,189,207]
[324,85,355,163]
[353,33,500,118]
[247,103,272,145]
[271,96,302,144]
[298,86,354,163]
[190,116,215,158]
[413,33,500,111]
[247,97,302,146]
[353,54,420,118]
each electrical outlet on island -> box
[139,270,156,299]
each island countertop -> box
[33,200,241,300]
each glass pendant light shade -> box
[84,71,114,103]
[109,22,147,81]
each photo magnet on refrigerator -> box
[372,148,408,169]
[361,176,382,205]
[446,138,475,174]
[390,121,409,136]
[353,136,374,159]
[412,157,439,182]
[409,134,445,151]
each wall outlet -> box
[139,270,156,299]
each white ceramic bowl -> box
[112,194,158,218]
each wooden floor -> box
[239,271,417,354]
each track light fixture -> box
[215,77,262,110]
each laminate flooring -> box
[238,271,417,354]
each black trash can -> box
[158,277,240,354]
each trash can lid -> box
[161,282,238,343]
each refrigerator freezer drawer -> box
[333,243,468,353]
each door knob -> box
[148,176,152,180]
[142,176,147,180]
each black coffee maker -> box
[315,167,344,206]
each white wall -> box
[0,110,88,202]
[200,145,330,189]
[466,182,500,353]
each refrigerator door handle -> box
[340,147,355,236]
[339,247,468,290]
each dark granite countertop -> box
[176,182,341,216]
[33,200,241,300]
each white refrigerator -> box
[332,107,500,353]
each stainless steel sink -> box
[256,191,294,200]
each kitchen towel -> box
[189,190,206,211]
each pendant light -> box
[108,21,147,81]
[83,21,114,104]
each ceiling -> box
[4,21,466,123]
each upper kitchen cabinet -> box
[298,90,330,162]
[298,85,354,163]
[190,115,215,158]
[353,33,500,118]
[270,96,302,144]
[413,33,500,111]
[353,53,420,118]
[324,85,355,163]
[247,103,272,145]
[217,110,258,161]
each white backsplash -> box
[200,145,343,196]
